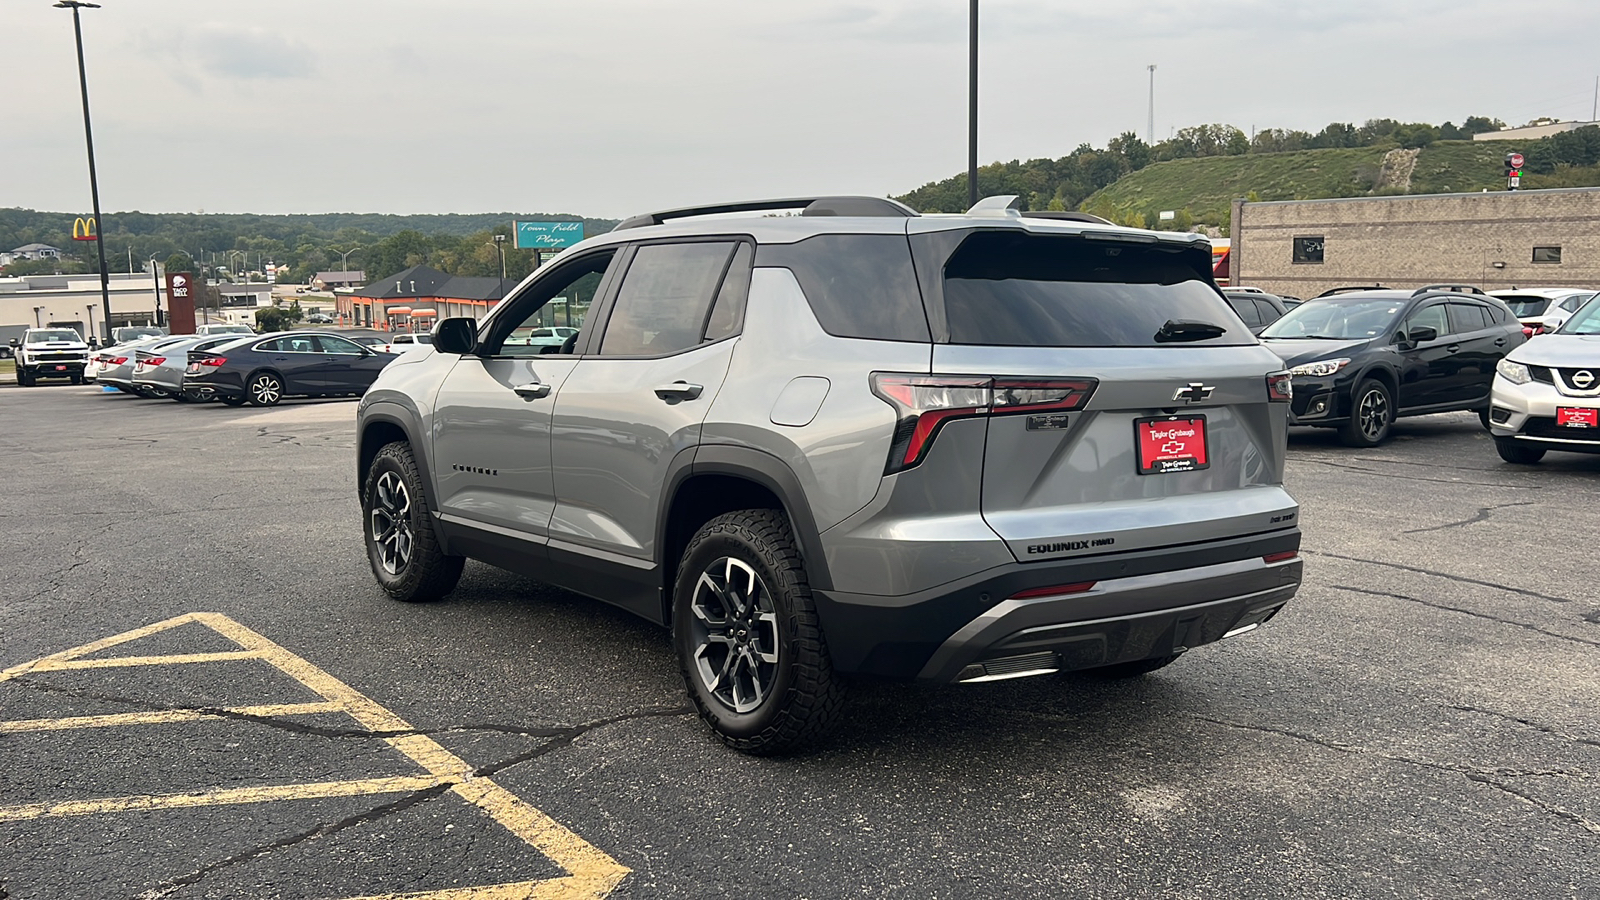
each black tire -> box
[71,374,83,385]
[362,441,464,602]
[1339,378,1393,447]
[1085,655,1181,679]
[15,369,32,387]
[246,370,284,406]
[1495,437,1546,465]
[673,509,845,755]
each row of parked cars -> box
[64,326,430,406]
[1228,282,1600,464]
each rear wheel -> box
[363,442,463,602]
[673,509,844,755]
[1495,437,1546,465]
[1339,379,1393,447]
[247,371,284,406]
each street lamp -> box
[967,0,978,209]
[492,234,508,280]
[147,254,163,326]
[34,307,44,328]
[86,304,95,341]
[55,0,113,344]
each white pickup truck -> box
[12,327,91,386]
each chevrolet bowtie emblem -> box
[1173,383,1214,403]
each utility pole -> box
[1147,65,1157,145]
[967,0,978,209]
[57,1,113,343]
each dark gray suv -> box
[356,195,1303,753]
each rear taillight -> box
[108,356,128,365]
[871,373,1098,473]
[1522,326,1535,338]
[1266,371,1293,402]
[194,356,226,367]
[144,357,166,367]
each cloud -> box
[193,25,312,80]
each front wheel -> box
[363,442,463,602]
[1495,437,1546,465]
[673,509,844,755]
[15,369,33,387]
[247,371,284,406]
[1339,378,1393,447]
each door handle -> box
[1494,338,1507,346]
[1447,344,1460,353]
[513,382,551,400]
[653,381,704,401]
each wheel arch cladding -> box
[659,446,834,625]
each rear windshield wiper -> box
[1154,319,1228,343]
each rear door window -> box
[1448,303,1490,333]
[1225,295,1262,326]
[940,232,1252,347]
[598,241,736,356]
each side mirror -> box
[7,339,17,348]
[1407,326,1438,344]
[434,317,478,355]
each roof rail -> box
[612,196,918,231]
[1314,284,1387,298]
[1412,283,1485,297]
[1019,210,1115,225]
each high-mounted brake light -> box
[871,373,1098,473]
[1266,371,1293,402]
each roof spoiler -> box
[612,196,918,231]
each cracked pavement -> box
[2,385,1598,899]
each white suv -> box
[1489,293,1600,463]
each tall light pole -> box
[967,0,979,209]
[56,1,113,344]
[1147,64,1157,145]
[333,245,361,273]
[147,254,162,326]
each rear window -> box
[1497,296,1550,317]
[940,232,1251,347]
[755,235,930,342]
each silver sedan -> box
[132,334,252,402]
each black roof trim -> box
[612,196,918,231]
[1315,284,1388,298]
[1412,284,1486,297]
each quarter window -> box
[599,242,736,356]
[704,243,753,342]
[1532,246,1562,264]
[1293,236,1325,264]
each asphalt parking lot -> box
[2,383,1598,900]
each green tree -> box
[256,307,287,331]
[285,299,304,328]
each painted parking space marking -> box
[0,612,630,899]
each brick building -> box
[1229,187,1600,299]
[337,265,516,330]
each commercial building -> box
[337,265,515,331]
[1229,187,1600,299]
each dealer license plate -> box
[1136,415,1209,474]
[1557,407,1598,428]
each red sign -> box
[1509,153,1525,168]
[1557,407,1597,428]
[1136,416,1210,474]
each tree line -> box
[890,115,1595,215]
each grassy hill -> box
[1079,139,1577,229]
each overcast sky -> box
[7,0,1599,220]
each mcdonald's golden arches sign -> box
[72,217,97,241]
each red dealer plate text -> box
[1136,416,1210,474]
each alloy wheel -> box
[688,557,779,714]
[368,471,414,576]
[250,374,282,405]
[1358,388,1389,441]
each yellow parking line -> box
[24,650,265,671]
[0,612,633,898]
[0,701,343,733]
[0,775,445,823]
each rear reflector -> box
[1009,582,1097,600]
[1263,551,1299,563]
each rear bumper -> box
[814,529,1301,681]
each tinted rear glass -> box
[1498,296,1550,317]
[755,235,930,342]
[940,232,1250,347]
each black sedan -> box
[1259,286,1525,446]
[182,331,398,407]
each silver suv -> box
[356,196,1304,753]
